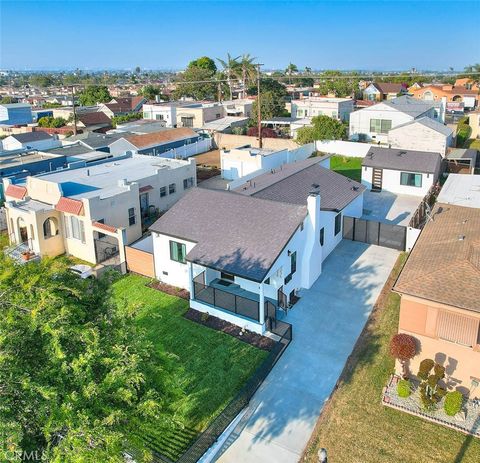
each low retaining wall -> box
[315,140,376,158]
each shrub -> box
[417,358,434,380]
[390,333,417,378]
[397,379,411,398]
[444,391,463,416]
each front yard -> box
[303,254,480,463]
[330,155,362,182]
[112,275,268,460]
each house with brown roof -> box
[363,82,408,101]
[75,111,112,132]
[108,127,202,157]
[393,202,480,396]
[98,96,147,118]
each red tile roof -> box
[139,185,153,193]
[92,221,117,233]
[55,197,84,216]
[5,184,27,200]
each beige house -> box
[176,102,226,128]
[3,153,196,266]
[469,110,480,139]
[394,203,480,396]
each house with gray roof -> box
[349,95,445,143]
[145,157,365,334]
[361,146,442,196]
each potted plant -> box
[21,251,32,261]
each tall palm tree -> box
[217,53,240,100]
[238,54,257,98]
[285,62,298,84]
[304,66,312,75]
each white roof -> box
[437,174,480,209]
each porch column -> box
[188,261,194,300]
[259,282,265,327]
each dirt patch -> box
[148,280,190,300]
[194,149,221,168]
[184,308,276,351]
[197,166,221,182]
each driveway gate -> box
[343,216,406,251]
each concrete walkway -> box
[214,240,399,463]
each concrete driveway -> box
[214,240,399,463]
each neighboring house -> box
[393,201,480,396]
[349,95,445,143]
[44,143,116,165]
[68,132,133,152]
[110,120,167,134]
[146,159,364,334]
[0,103,33,125]
[1,131,60,151]
[52,105,99,120]
[387,117,454,155]
[32,109,54,123]
[409,84,479,110]
[143,102,183,127]
[201,116,248,134]
[361,146,442,196]
[445,149,478,175]
[3,153,196,266]
[75,112,112,132]
[98,96,147,117]
[108,128,202,157]
[220,99,254,118]
[363,82,408,101]
[469,109,480,138]
[437,173,480,208]
[221,144,318,180]
[454,78,479,91]
[176,102,226,128]
[291,97,354,122]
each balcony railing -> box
[193,272,260,322]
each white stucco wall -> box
[361,166,435,197]
[315,140,376,158]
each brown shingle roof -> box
[372,82,407,94]
[77,112,111,126]
[124,128,197,149]
[394,203,480,313]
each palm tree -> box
[217,53,240,100]
[304,66,312,75]
[238,54,257,98]
[285,62,298,84]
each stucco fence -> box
[161,138,213,159]
[0,207,7,231]
[315,140,377,157]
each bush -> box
[456,116,471,148]
[397,379,411,398]
[417,358,434,380]
[390,334,417,362]
[444,391,463,416]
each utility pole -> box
[217,81,222,103]
[256,63,263,149]
[71,85,78,136]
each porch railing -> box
[192,272,260,322]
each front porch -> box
[190,270,288,334]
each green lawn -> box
[330,155,362,182]
[112,275,268,460]
[304,254,480,463]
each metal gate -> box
[343,216,406,251]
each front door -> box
[372,168,383,192]
[140,193,149,218]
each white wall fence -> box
[0,207,6,231]
[288,142,315,162]
[315,140,376,158]
[161,138,212,159]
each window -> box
[290,251,297,275]
[96,218,106,239]
[220,272,234,282]
[319,227,325,246]
[400,172,422,188]
[183,177,194,189]
[181,117,194,127]
[155,114,164,120]
[69,216,85,243]
[160,186,167,197]
[334,213,342,236]
[216,113,221,119]
[169,183,176,194]
[128,207,136,226]
[43,217,58,238]
[369,118,392,134]
[170,240,186,264]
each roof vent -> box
[311,183,320,189]
[397,151,407,156]
[351,186,359,191]
[458,235,465,241]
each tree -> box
[29,74,54,88]
[296,115,347,144]
[140,84,167,101]
[173,66,218,101]
[0,256,169,462]
[238,54,257,98]
[217,53,240,100]
[78,85,111,106]
[111,112,143,128]
[135,66,141,74]
[187,56,217,74]
[389,333,417,379]
[38,116,67,128]
[285,62,298,83]
[247,126,277,138]
[247,78,287,99]
[0,96,14,104]
[251,90,286,121]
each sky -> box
[1,0,479,71]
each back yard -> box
[112,275,268,460]
[330,155,362,182]
[303,254,480,463]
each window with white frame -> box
[160,186,167,197]
[183,177,194,189]
[128,207,136,226]
[369,118,392,134]
[169,183,176,194]
[400,172,422,187]
[66,216,85,243]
